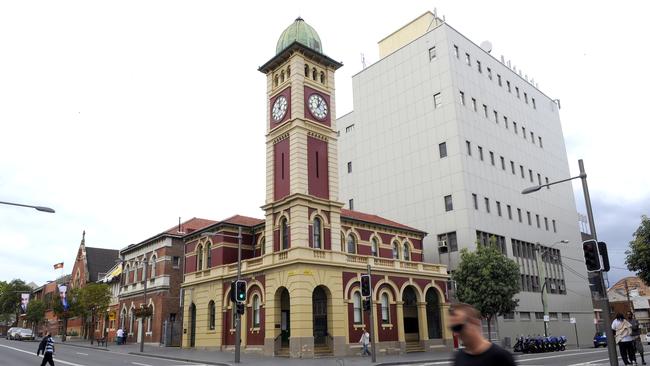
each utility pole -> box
[535,243,549,337]
[235,227,242,364]
[579,159,617,366]
[366,264,376,363]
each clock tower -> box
[259,17,344,256]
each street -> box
[0,338,207,366]
[409,348,620,366]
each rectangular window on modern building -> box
[472,98,477,111]
[518,208,522,223]
[444,195,453,212]
[511,161,515,175]
[513,122,518,134]
[520,165,525,178]
[524,92,528,104]
[496,201,502,216]
[454,45,459,58]
[507,81,511,92]
[465,53,471,65]
[484,197,490,213]
[478,146,484,161]
[544,217,549,231]
[466,140,472,155]
[349,199,354,210]
[546,177,550,189]
[497,74,502,86]
[487,67,492,80]
[553,219,557,233]
[529,169,533,182]
[504,312,514,320]
[522,126,526,139]
[539,136,543,148]
[433,93,442,108]
[500,156,505,170]
[527,211,532,225]
[429,46,437,61]
[507,205,512,220]
[516,87,520,98]
[490,151,495,166]
[537,173,542,186]
[439,142,447,158]
[477,60,482,73]
[562,313,570,321]
[536,214,540,228]
[535,312,544,320]
[493,110,498,123]
[459,91,465,106]
[532,97,536,109]
[472,193,478,210]
[483,104,488,118]
[438,232,458,252]
[347,161,352,173]
[520,312,531,321]
[504,116,508,129]
[531,131,535,143]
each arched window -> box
[147,304,153,333]
[353,292,362,324]
[312,68,317,81]
[287,66,291,77]
[347,234,357,254]
[197,244,203,271]
[150,256,156,278]
[129,308,134,333]
[120,308,127,329]
[124,264,130,285]
[320,71,325,84]
[252,294,260,327]
[340,232,345,251]
[206,243,212,269]
[208,300,216,330]
[371,238,379,257]
[280,70,285,83]
[281,218,289,250]
[258,237,265,256]
[313,217,322,249]
[403,242,410,261]
[304,64,309,77]
[381,293,390,323]
[274,74,278,87]
[392,241,399,259]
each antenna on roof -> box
[500,55,505,64]
[361,53,366,69]
[178,217,184,234]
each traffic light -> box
[363,299,371,311]
[230,281,237,303]
[236,302,245,315]
[235,280,247,302]
[360,275,371,297]
[583,239,601,272]
[598,241,610,272]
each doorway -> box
[189,303,196,347]
[312,286,328,345]
[280,288,290,347]
[402,286,419,341]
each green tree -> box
[25,299,47,333]
[78,283,111,342]
[0,279,32,324]
[626,215,650,285]
[452,241,520,339]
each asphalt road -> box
[409,348,624,366]
[0,338,207,366]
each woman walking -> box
[613,312,636,365]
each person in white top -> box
[613,312,637,365]
[359,328,371,356]
[116,328,124,345]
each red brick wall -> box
[274,138,290,200]
[307,137,329,199]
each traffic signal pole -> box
[366,264,376,363]
[579,159,617,366]
[235,226,242,364]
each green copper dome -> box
[276,17,322,55]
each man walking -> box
[449,303,516,366]
[116,328,124,345]
[359,328,371,356]
[36,332,55,366]
[628,311,646,365]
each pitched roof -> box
[163,217,218,235]
[85,247,120,282]
[221,215,265,227]
[341,209,425,234]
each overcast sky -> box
[1,1,648,288]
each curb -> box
[129,352,231,366]
[57,341,110,352]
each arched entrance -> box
[277,288,290,347]
[189,303,196,347]
[312,286,328,345]
[402,286,419,342]
[425,288,442,339]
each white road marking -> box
[567,358,615,366]
[0,344,87,366]
[517,349,607,362]
[131,362,152,366]
[76,352,88,355]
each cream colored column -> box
[417,302,428,341]
[396,301,405,342]
[372,301,379,343]
[441,303,452,342]
[289,204,308,249]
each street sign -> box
[570,317,576,324]
[543,315,550,322]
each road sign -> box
[570,317,576,324]
[544,315,550,322]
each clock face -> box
[272,95,288,122]
[308,94,328,120]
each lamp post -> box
[535,240,568,337]
[202,226,243,363]
[0,200,55,213]
[522,159,617,366]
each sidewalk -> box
[56,338,454,366]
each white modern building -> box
[338,12,595,346]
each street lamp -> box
[522,159,617,366]
[117,257,149,353]
[535,240,568,337]
[201,226,243,363]
[0,200,55,213]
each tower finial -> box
[81,230,86,245]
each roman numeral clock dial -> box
[272,95,288,122]
[308,94,328,120]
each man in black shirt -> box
[450,303,516,366]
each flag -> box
[53,262,64,270]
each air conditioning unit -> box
[438,240,448,248]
